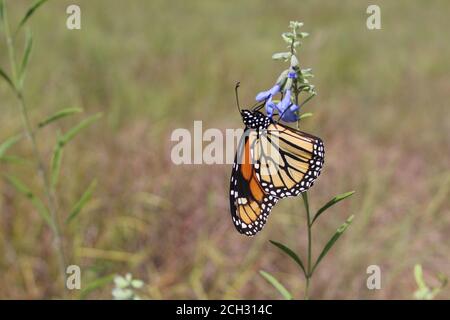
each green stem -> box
[294,67,312,299]
[290,38,295,55]
[294,80,300,129]
[3,2,18,90]
[302,192,312,299]
[304,276,310,300]
[2,2,67,293]
[18,95,67,280]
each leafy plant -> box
[413,264,447,300]
[0,0,100,294]
[259,21,355,300]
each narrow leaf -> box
[269,240,306,276]
[311,191,355,225]
[38,108,83,128]
[5,175,32,197]
[299,112,313,120]
[30,196,55,232]
[59,113,102,146]
[15,0,49,34]
[79,274,115,300]
[66,179,97,224]
[312,215,354,274]
[18,29,33,87]
[0,0,4,23]
[0,67,15,90]
[298,32,309,38]
[414,264,428,290]
[5,175,55,231]
[272,52,292,61]
[0,155,28,164]
[0,134,22,158]
[259,270,292,300]
[50,144,63,188]
[281,32,295,43]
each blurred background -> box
[0,0,449,299]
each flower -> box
[279,103,299,122]
[276,89,299,122]
[288,71,297,79]
[255,84,280,102]
[265,96,277,117]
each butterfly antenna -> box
[235,82,242,113]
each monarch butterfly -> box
[230,84,324,236]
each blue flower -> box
[278,88,291,110]
[255,84,280,102]
[265,96,277,117]
[276,89,299,122]
[279,104,299,122]
[288,71,297,79]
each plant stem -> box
[304,276,310,300]
[302,192,313,299]
[293,63,313,299]
[2,2,67,292]
[18,95,67,279]
[294,81,300,130]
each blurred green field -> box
[0,0,449,299]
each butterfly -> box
[229,85,325,236]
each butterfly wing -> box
[230,129,278,236]
[254,123,324,198]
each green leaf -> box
[50,143,63,188]
[311,191,355,225]
[5,174,31,196]
[312,215,354,274]
[38,108,83,128]
[290,55,299,67]
[298,32,309,38]
[59,113,102,146]
[18,29,33,88]
[0,155,28,164]
[66,179,97,224]
[259,270,293,300]
[414,264,428,290]
[272,52,291,61]
[0,0,4,23]
[0,134,22,158]
[5,175,55,231]
[282,32,295,43]
[289,21,304,30]
[301,68,314,78]
[269,240,306,276]
[0,67,15,91]
[15,0,49,34]
[79,274,115,300]
[299,112,313,120]
[276,69,289,85]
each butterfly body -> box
[229,109,324,236]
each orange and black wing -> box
[230,129,278,236]
[254,123,324,198]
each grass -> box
[0,0,449,299]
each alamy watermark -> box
[366,265,381,290]
[366,5,381,30]
[170,121,281,168]
[66,265,81,290]
[66,5,81,30]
